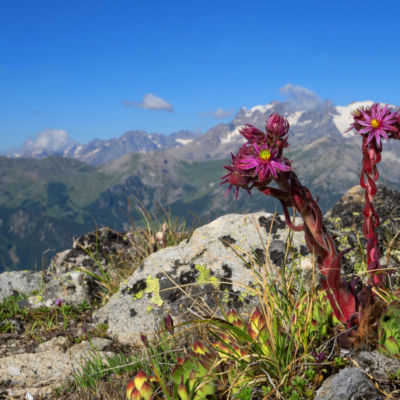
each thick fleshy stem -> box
[360,136,385,288]
[261,171,357,327]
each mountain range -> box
[9,130,198,166]
[2,99,400,272]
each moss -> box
[145,275,163,306]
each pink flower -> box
[220,147,254,198]
[356,103,397,147]
[55,298,64,307]
[237,143,292,182]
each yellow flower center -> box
[259,149,271,160]
[370,118,380,129]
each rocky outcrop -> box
[0,227,138,306]
[0,337,113,398]
[93,212,312,345]
[31,227,138,307]
[325,184,400,276]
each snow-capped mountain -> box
[168,100,381,162]
[7,99,396,166]
[9,130,197,166]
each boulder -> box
[0,270,42,302]
[0,228,138,307]
[29,227,138,307]
[0,337,113,398]
[94,212,312,345]
[314,367,380,400]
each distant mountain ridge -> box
[7,99,380,165]
[9,129,197,166]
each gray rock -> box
[355,350,400,381]
[27,227,138,307]
[0,337,113,398]
[94,212,312,345]
[0,270,42,302]
[314,367,380,400]
[325,184,400,277]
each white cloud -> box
[21,129,74,153]
[199,107,234,119]
[280,84,324,111]
[124,93,173,111]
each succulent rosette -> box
[377,300,400,360]
[126,370,154,400]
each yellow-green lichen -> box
[195,264,219,287]
[238,288,257,303]
[146,306,153,313]
[133,290,144,300]
[222,289,230,304]
[145,275,163,306]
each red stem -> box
[262,171,357,327]
[360,136,386,288]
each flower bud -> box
[141,334,148,346]
[240,124,266,142]
[164,314,174,334]
[55,297,64,307]
[266,113,289,137]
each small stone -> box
[314,367,380,400]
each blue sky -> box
[1,0,400,152]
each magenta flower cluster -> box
[220,114,292,198]
[221,104,400,332]
[348,103,400,147]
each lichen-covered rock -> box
[27,227,138,307]
[0,228,139,306]
[0,337,113,398]
[0,270,42,302]
[314,367,380,400]
[325,184,400,276]
[355,350,400,381]
[94,212,312,345]
[47,227,138,275]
